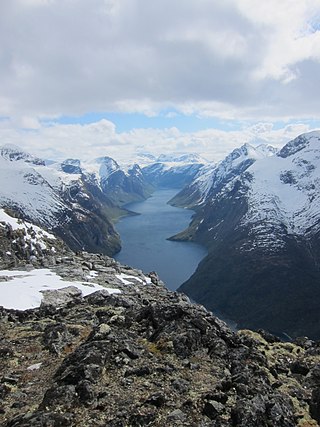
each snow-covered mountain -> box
[241,132,320,251]
[142,153,206,188]
[174,131,320,339]
[136,152,207,166]
[0,151,66,228]
[0,144,45,165]
[93,159,153,205]
[156,153,206,163]
[0,146,127,255]
[50,156,153,206]
[170,143,277,208]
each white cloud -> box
[0,0,320,122]
[0,0,319,164]
[0,118,313,164]
[238,0,320,83]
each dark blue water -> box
[114,189,207,290]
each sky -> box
[0,0,320,163]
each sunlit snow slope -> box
[178,131,320,339]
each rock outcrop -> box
[1,251,320,426]
[0,217,71,270]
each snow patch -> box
[116,273,148,285]
[0,209,56,239]
[240,133,320,250]
[0,268,121,310]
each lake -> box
[114,188,207,290]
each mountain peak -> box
[278,131,320,158]
[127,163,142,174]
[95,156,119,169]
[235,143,277,160]
[94,156,120,178]
[256,144,278,156]
[61,158,82,174]
[0,144,45,165]
[225,143,258,163]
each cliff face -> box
[1,250,320,426]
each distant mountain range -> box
[136,152,207,165]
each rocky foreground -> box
[0,250,319,426]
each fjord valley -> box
[1,132,320,426]
[1,132,320,341]
[114,188,207,291]
[0,146,207,288]
[2,1,320,424]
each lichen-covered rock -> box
[310,388,320,424]
[40,286,83,310]
[1,251,320,426]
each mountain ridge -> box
[173,131,320,339]
[169,143,276,209]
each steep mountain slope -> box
[176,132,320,339]
[82,157,154,205]
[53,156,153,207]
[170,143,277,208]
[0,146,123,255]
[0,144,45,165]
